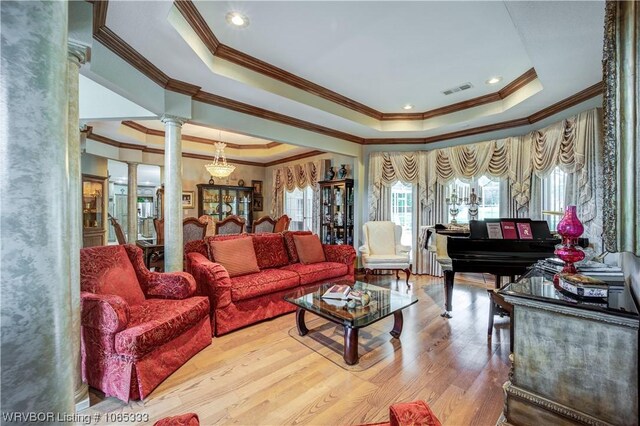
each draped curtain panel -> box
[368,152,429,221]
[367,108,603,275]
[271,161,322,233]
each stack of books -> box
[536,258,625,285]
[321,285,372,306]
[557,273,609,298]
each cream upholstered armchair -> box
[359,221,412,285]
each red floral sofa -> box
[186,231,356,336]
[80,244,211,401]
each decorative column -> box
[161,115,185,272]
[0,0,75,415]
[127,162,138,242]
[68,41,90,411]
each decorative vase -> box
[338,164,348,179]
[327,166,336,180]
[554,205,585,276]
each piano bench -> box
[488,289,514,353]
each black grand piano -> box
[431,218,561,318]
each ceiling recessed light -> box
[486,76,502,85]
[402,104,414,110]
[226,12,249,28]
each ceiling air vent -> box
[442,82,474,96]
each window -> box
[284,187,313,231]
[447,176,500,223]
[391,181,413,246]
[541,167,567,231]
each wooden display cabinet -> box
[197,184,254,231]
[319,179,354,245]
[82,174,107,247]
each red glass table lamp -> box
[554,205,585,276]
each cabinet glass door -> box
[201,188,220,219]
[237,189,252,223]
[83,180,104,229]
[220,188,235,218]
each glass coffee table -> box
[284,281,418,365]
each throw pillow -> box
[209,237,260,277]
[252,234,290,269]
[282,230,313,263]
[292,234,326,264]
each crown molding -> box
[527,81,603,123]
[192,91,365,144]
[88,129,317,167]
[174,0,221,55]
[90,1,602,147]
[122,120,282,150]
[263,150,325,167]
[174,0,539,122]
[364,81,603,145]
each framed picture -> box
[181,191,195,209]
[253,195,263,212]
[251,180,263,195]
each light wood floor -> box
[85,273,512,425]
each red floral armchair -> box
[80,244,211,402]
[360,400,441,426]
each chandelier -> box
[205,142,235,178]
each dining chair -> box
[252,215,276,233]
[108,214,127,244]
[274,214,291,232]
[198,215,216,237]
[183,217,207,243]
[153,218,164,244]
[214,215,246,235]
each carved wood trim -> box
[92,0,108,34]
[498,68,538,98]
[193,91,365,144]
[93,26,170,88]
[365,118,531,145]
[527,81,604,123]
[87,131,321,168]
[263,150,324,167]
[121,121,282,149]
[174,0,220,55]
[90,1,603,147]
[165,79,201,97]
[174,0,540,122]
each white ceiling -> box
[198,1,533,112]
[108,160,161,186]
[94,1,604,143]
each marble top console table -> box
[498,268,638,426]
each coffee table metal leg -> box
[390,311,404,338]
[343,326,359,365]
[296,308,308,336]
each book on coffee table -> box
[322,284,351,300]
